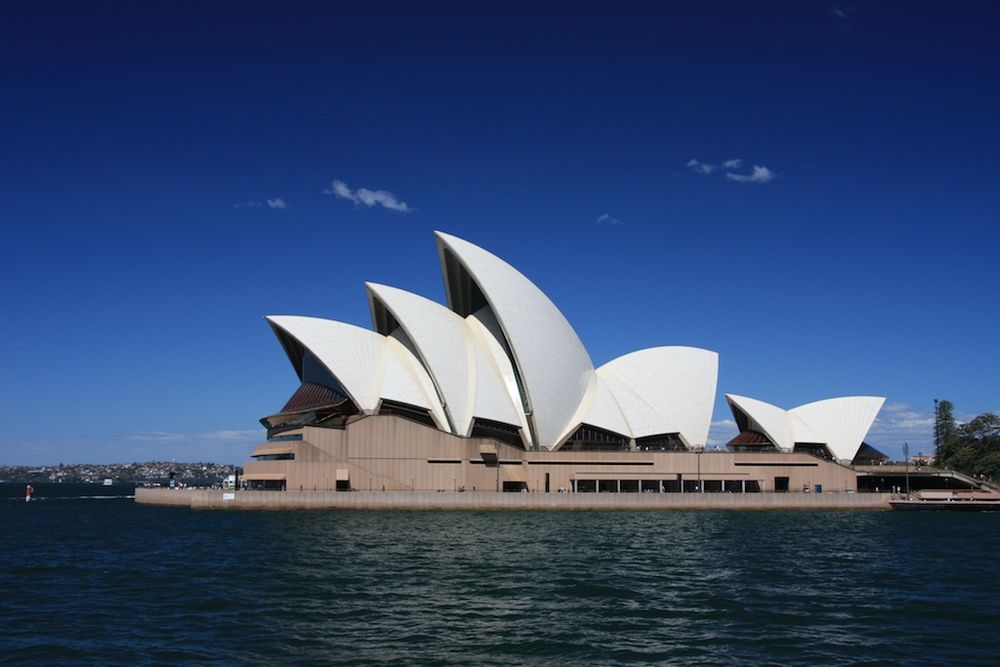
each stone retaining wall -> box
[136,488,891,510]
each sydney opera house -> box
[243,232,885,494]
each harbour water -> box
[2,490,999,665]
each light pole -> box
[696,445,704,493]
[903,441,910,498]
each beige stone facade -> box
[243,415,859,495]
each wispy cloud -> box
[686,158,717,175]
[829,5,855,19]
[866,402,936,457]
[324,179,411,212]
[596,213,621,226]
[688,158,771,183]
[235,198,287,209]
[725,165,777,184]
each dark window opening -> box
[561,424,630,452]
[470,418,525,448]
[270,324,305,380]
[635,433,686,451]
[852,442,890,465]
[246,479,285,491]
[378,400,436,427]
[252,453,295,461]
[502,481,527,492]
[731,404,750,433]
[794,442,834,460]
[261,381,359,438]
[267,433,303,442]
[442,247,489,316]
[370,296,401,335]
[774,476,790,492]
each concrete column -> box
[741,479,746,493]
[616,479,621,493]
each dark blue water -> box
[2,495,999,665]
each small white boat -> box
[103,478,113,486]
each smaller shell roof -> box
[726,394,793,451]
[725,393,885,460]
[789,397,885,461]
[266,315,447,428]
[599,347,719,446]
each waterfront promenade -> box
[136,488,891,510]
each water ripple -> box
[2,502,1000,665]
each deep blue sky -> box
[2,1,998,464]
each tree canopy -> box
[937,412,1000,481]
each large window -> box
[635,433,686,451]
[561,424,630,451]
[470,418,525,448]
[378,400,436,427]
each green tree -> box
[934,399,957,460]
[937,412,1000,481]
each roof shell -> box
[365,282,525,438]
[598,347,719,446]
[366,283,474,435]
[788,396,886,461]
[436,232,595,450]
[266,315,447,429]
[725,393,885,460]
[726,394,793,450]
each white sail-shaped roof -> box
[266,315,447,429]
[789,397,886,461]
[436,232,595,450]
[598,347,719,447]
[726,394,794,451]
[465,312,532,439]
[265,232,723,454]
[577,375,633,439]
[726,393,885,460]
[366,283,475,435]
[366,282,526,439]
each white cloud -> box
[325,179,411,213]
[329,180,353,199]
[596,213,621,226]
[235,198,286,209]
[829,5,854,19]
[686,158,717,175]
[688,159,777,184]
[725,165,777,184]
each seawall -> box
[136,488,892,510]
